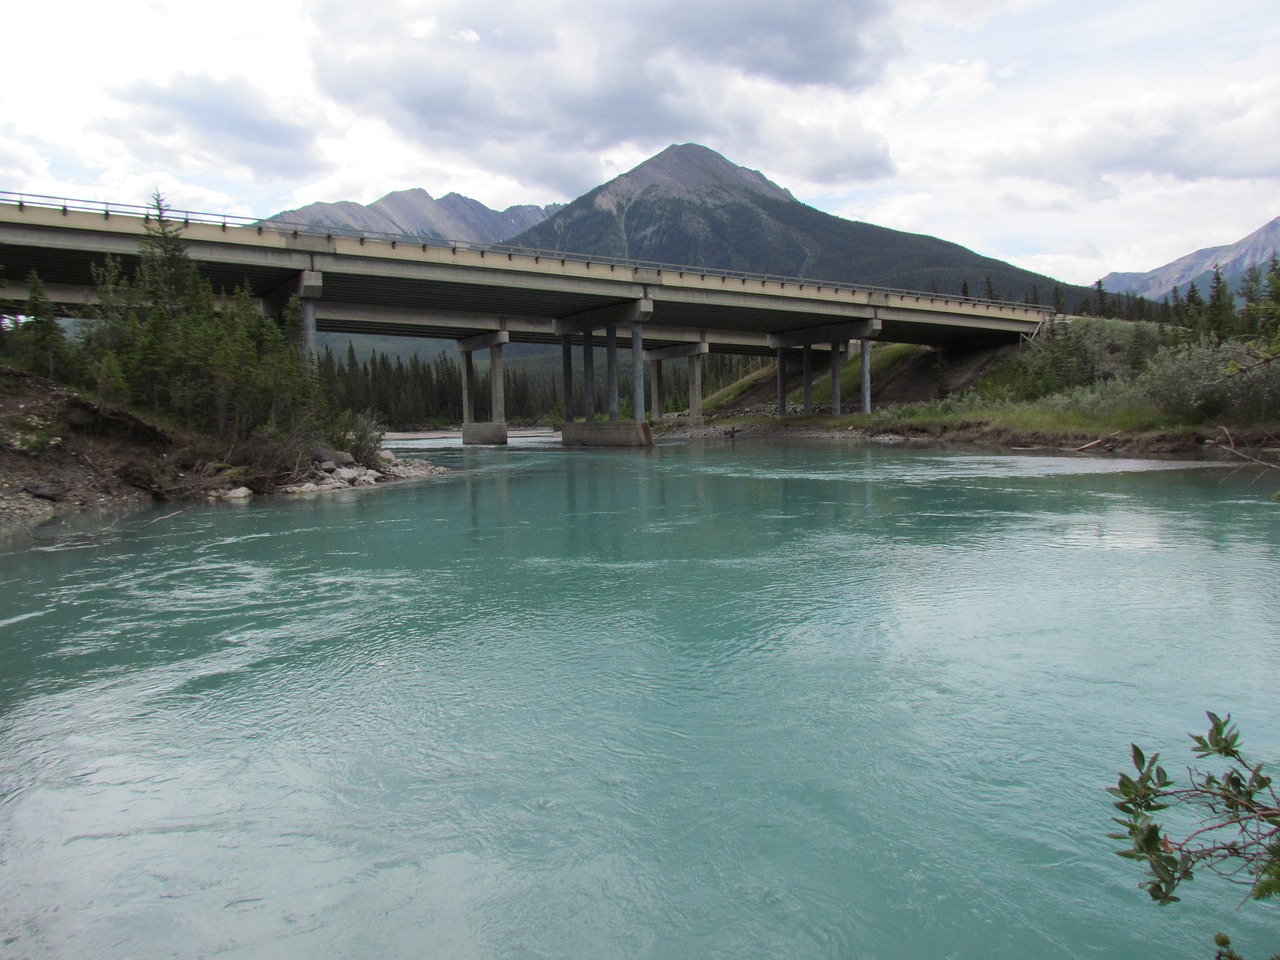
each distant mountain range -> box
[266,188,562,245]
[1102,216,1280,301]
[267,143,1098,306]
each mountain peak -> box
[592,143,793,213]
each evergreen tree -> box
[21,271,71,380]
[1183,281,1205,330]
[1238,264,1264,335]
[1205,264,1234,337]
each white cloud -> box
[407,18,439,39]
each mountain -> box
[506,143,1092,305]
[265,188,562,245]
[1102,216,1280,301]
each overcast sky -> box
[3,0,1277,286]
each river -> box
[2,438,1278,959]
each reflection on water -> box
[2,440,1278,959]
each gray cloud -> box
[641,0,900,87]
[306,0,900,196]
[110,73,330,181]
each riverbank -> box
[0,367,447,543]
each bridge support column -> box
[301,298,318,359]
[802,344,813,415]
[830,341,844,415]
[295,270,322,359]
[490,342,505,425]
[776,348,787,417]
[650,360,664,420]
[688,352,704,425]
[461,351,476,425]
[861,338,872,413]
[646,342,708,425]
[561,335,574,422]
[631,320,645,423]
[606,324,619,421]
[582,330,596,421]
[459,331,508,445]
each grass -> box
[703,364,777,413]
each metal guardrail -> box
[0,190,1051,315]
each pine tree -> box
[22,271,70,380]
[1205,264,1234,337]
[1183,281,1205,331]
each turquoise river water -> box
[2,438,1278,959]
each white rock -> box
[333,467,364,483]
[222,486,253,500]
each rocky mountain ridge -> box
[1102,216,1280,300]
[266,188,562,245]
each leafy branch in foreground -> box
[1108,712,1279,958]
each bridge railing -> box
[0,190,1051,315]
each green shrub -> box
[327,408,386,468]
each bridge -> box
[0,192,1049,445]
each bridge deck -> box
[0,198,1048,354]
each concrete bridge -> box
[0,193,1050,445]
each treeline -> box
[317,344,765,429]
[1087,257,1280,332]
[317,344,557,428]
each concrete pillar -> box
[462,350,475,424]
[802,344,813,415]
[582,330,596,421]
[688,352,703,424]
[296,270,322,359]
[631,320,645,422]
[490,342,505,424]
[606,324,619,421]
[300,297,318,359]
[650,359,664,420]
[830,341,842,415]
[561,335,574,422]
[776,348,787,417]
[861,337,872,413]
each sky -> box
[2,0,1277,287]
